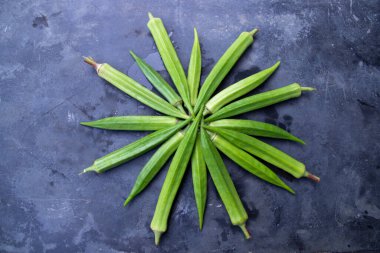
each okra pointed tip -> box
[239,224,251,239]
[148,12,154,20]
[123,196,132,207]
[129,50,137,59]
[153,231,162,245]
[301,87,316,92]
[305,171,320,183]
[82,165,97,174]
[80,121,91,126]
[248,28,259,37]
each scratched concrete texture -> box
[0,0,379,252]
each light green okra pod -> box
[151,111,203,245]
[191,135,207,230]
[81,118,190,174]
[83,57,188,119]
[188,28,201,106]
[206,83,315,122]
[147,13,193,114]
[200,127,251,239]
[194,28,258,113]
[204,61,280,115]
[81,116,180,131]
[124,131,185,206]
[208,119,304,144]
[207,127,320,182]
[129,51,185,113]
[207,130,295,194]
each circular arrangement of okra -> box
[81,13,320,245]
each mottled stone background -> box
[0,0,379,252]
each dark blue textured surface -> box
[0,1,379,252]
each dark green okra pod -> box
[200,127,251,239]
[147,13,193,114]
[81,116,180,131]
[191,134,207,230]
[207,127,320,182]
[130,51,185,113]
[207,130,294,194]
[188,28,201,106]
[82,118,190,174]
[151,111,203,245]
[83,57,188,119]
[206,83,315,122]
[194,28,258,113]
[208,119,304,144]
[124,131,184,206]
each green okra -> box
[208,119,304,144]
[205,83,315,122]
[124,131,185,206]
[207,130,295,194]
[151,111,203,245]
[188,28,201,106]
[191,134,207,230]
[194,28,258,114]
[81,116,180,131]
[129,51,185,113]
[200,127,250,239]
[81,118,190,174]
[204,61,280,115]
[147,13,193,114]
[83,57,188,119]
[206,127,320,182]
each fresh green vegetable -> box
[188,28,202,106]
[81,116,180,131]
[208,119,304,144]
[124,131,184,206]
[147,13,193,114]
[206,83,315,122]
[207,130,295,194]
[191,135,207,230]
[151,111,203,245]
[129,51,185,113]
[81,118,190,174]
[194,28,258,113]
[206,127,320,182]
[200,127,250,239]
[83,57,188,119]
[204,61,280,115]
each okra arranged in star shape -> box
[80,12,320,245]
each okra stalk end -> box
[148,12,155,20]
[304,171,320,183]
[83,56,102,73]
[239,224,251,239]
[153,230,162,245]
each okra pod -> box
[204,61,280,115]
[206,83,315,122]
[207,127,320,182]
[124,131,184,206]
[81,116,180,131]
[191,135,207,230]
[200,127,250,239]
[151,111,203,245]
[208,119,304,144]
[194,28,258,113]
[188,28,201,106]
[207,130,295,194]
[147,13,193,114]
[81,118,190,174]
[129,51,185,113]
[84,57,188,119]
